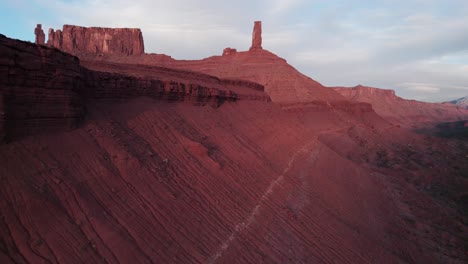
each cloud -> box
[397,83,441,93]
[266,0,305,16]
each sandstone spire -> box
[250,21,262,51]
[34,24,45,45]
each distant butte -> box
[45,25,145,56]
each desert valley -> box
[0,20,467,263]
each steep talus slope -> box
[333,85,468,125]
[0,97,462,263]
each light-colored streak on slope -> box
[209,140,318,263]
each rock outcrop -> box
[333,85,398,101]
[34,24,45,45]
[332,85,468,124]
[250,21,262,51]
[164,49,344,103]
[46,25,145,56]
[47,28,62,48]
[0,34,269,140]
[222,47,237,56]
[0,34,84,140]
[81,69,239,105]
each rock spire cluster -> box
[34,24,145,55]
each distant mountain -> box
[447,96,468,107]
[331,85,468,125]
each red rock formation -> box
[164,49,344,103]
[0,94,5,142]
[87,22,344,104]
[2,24,468,264]
[250,21,262,51]
[0,34,84,140]
[222,47,237,56]
[80,60,270,102]
[47,28,62,48]
[46,25,145,55]
[34,24,45,45]
[332,85,468,125]
[0,34,269,140]
[1,83,467,263]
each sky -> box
[1,0,468,102]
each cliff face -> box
[333,85,397,101]
[0,34,268,141]
[47,25,145,56]
[0,34,85,141]
[332,85,468,125]
[81,69,240,105]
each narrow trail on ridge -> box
[209,138,320,263]
[209,124,353,263]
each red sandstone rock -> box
[250,21,262,51]
[34,24,45,45]
[165,49,344,103]
[222,47,237,56]
[0,34,84,139]
[1,22,468,264]
[47,28,62,48]
[0,34,268,140]
[332,85,468,125]
[46,25,145,56]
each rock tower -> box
[250,21,262,51]
[34,24,45,45]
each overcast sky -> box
[1,0,468,102]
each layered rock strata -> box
[0,34,84,140]
[0,34,269,140]
[46,25,145,55]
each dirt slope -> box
[1,96,467,263]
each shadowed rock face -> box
[0,34,84,141]
[46,25,145,56]
[0,34,269,141]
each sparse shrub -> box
[376,150,390,168]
